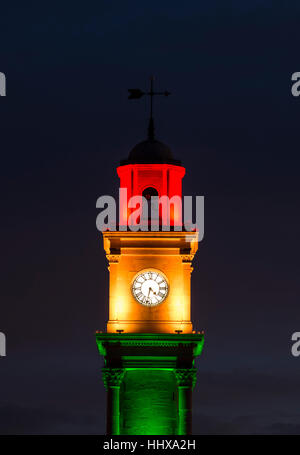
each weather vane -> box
[128,76,171,141]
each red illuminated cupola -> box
[117,112,185,227]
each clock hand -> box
[149,287,156,296]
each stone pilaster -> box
[102,368,125,435]
[174,368,197,435]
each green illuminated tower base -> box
[96,333,204,435]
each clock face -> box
[131,270,169,306]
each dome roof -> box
[120,139,181,166]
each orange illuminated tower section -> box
[96,83,204,435]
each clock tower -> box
[96,83,204,435]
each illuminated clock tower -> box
[96,80,204,435]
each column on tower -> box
[175,368,197,435]
[102,368,125,435]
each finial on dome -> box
[148,117,155,141]
[148,76,155,141]
[128,76,171,142]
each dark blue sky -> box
[1,0,300,434]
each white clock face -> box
[132,270,169,306]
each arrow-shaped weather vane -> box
[128,76,171,141]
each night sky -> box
[1,1,300,434]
